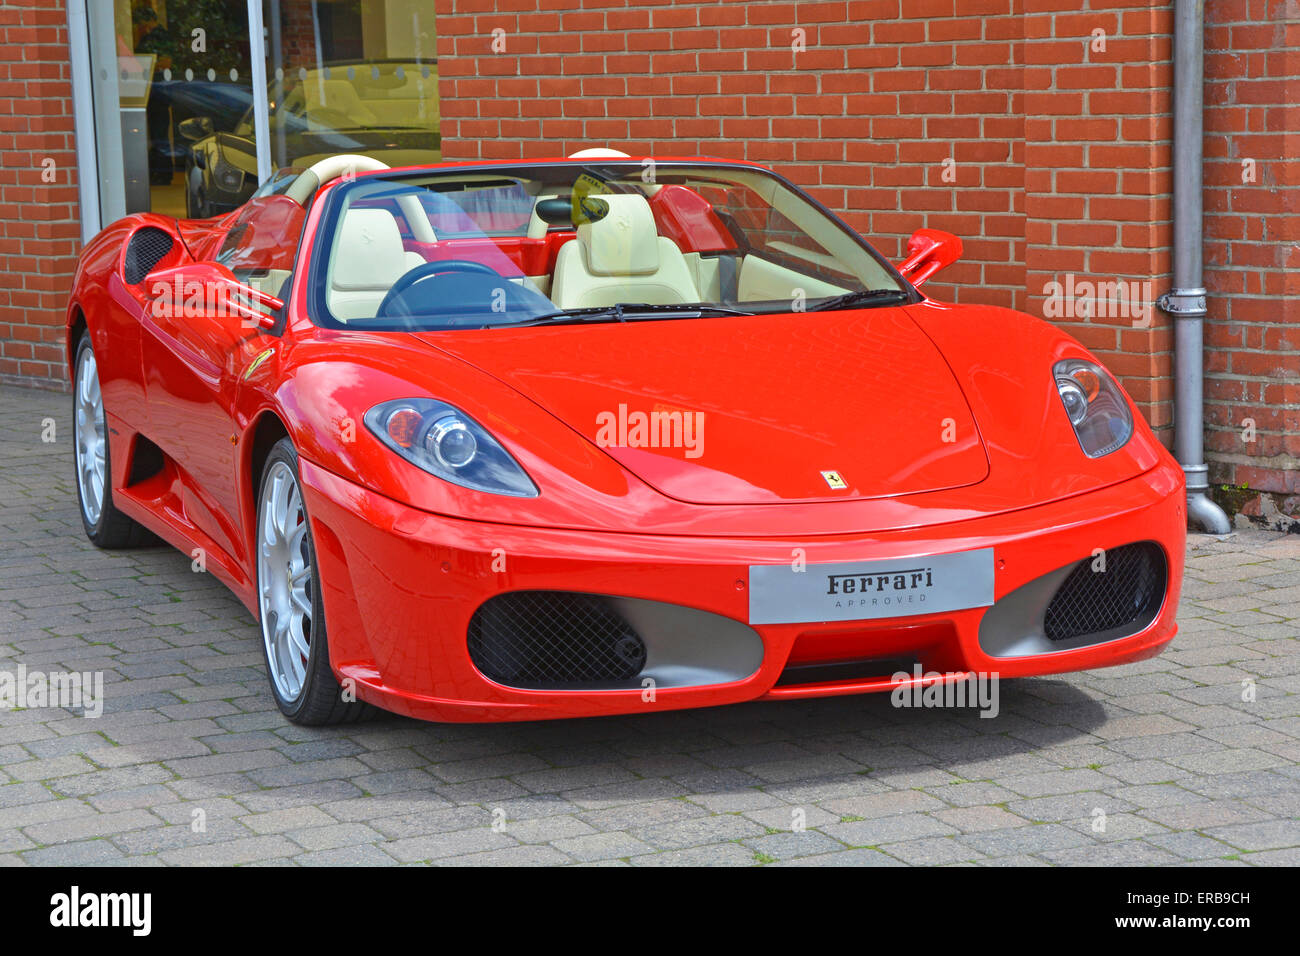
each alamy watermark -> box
[150,276,276,328]
[890,665,1000,718]
[595,403,705,458]
[0,665,104,718]
[1042,273,1154,326]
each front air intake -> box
[1043,542,1166,642]
[468,591,648,689]
[123,227,174,285]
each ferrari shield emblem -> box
[243,347,275,380]
[821,470,847,490]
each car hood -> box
[410,308,990,505]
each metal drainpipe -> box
[1158,0,1232,534]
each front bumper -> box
[300,458,1186,722]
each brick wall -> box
[1022,3,1175,436]
[0,0,79,389]
[436,0,1031,311]
[1203,0,1300,498]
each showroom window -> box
[77,1,440,230]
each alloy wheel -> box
[257,460,314,701]
[74,346,107,527]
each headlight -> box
[427,416,477,468]
[1053,359,1133,457]
[364,398,538,497]
[214,155,243,192]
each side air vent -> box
[1043,542,1166,642]
[123,227,175,284]
[468,591,647,689]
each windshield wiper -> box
[806,288,910,312]
[499,302,753,328]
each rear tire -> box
[256,437,373,725]
[73,332,152,548]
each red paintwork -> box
[66,155,1186,723]
[217,195,306,272]
[898,228,963,286]
[410,309,992,504]
[649,184,737,253]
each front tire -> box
[256,438,372,725]
[73,333,151,548]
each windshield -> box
[312,161,909,331]
[250,166,305,199]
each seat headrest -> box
[305,79,378,127]
[331,208,407,290]
[578,193,661,277]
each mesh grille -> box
[1044,542,1165,641]
[123,227,174,284]
[468,591,647,688]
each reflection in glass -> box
[85,1,439,226]
[87,1,253,220]
[176,1,440,216]
[264,2,439,171]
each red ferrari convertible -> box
[66,153,1185,724]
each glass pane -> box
[86,1,255,221]
[261,0,441,184]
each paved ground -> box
[0,383,1297,866]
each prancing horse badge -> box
[820,470,847,490]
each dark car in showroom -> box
[147,78,255,186]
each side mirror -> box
[145,262,283,331]
[896,229,962,287]
[178,116,214,142]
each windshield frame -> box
[305,159,921,332]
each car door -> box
[140,196,304,566]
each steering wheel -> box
[376,260,503,317]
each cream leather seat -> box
[550,193,699,309]
[327,208,427,320]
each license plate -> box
[748,548,995,625]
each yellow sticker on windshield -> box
[572,173,611,226]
